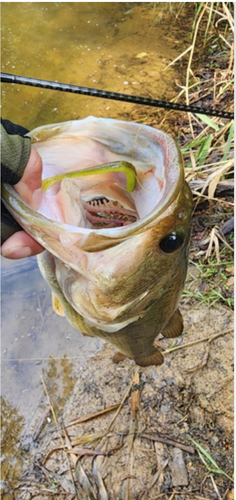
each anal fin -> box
[113,351,128,364]
[162,309,183,338]
[52,292,65,317]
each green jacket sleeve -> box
[1,120,31,184]
[1,119,32,244]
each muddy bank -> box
[12,301,233,500]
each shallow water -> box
[1,255,102,489]
[1,2,191,492]
[1,2,189,128]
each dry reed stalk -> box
[163,328,233,355]
[65,403,120,428]
[122,367,140,500]
[185,3,208,138]
[41,376,79,498]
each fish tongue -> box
[58,178,91,228]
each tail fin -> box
[135,348,164,367]
[112,348,164,367]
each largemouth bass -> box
[2,117,192,367]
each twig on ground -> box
[122,367,140,500]
[140,433,194,454]
[64,404,120,428]
[41,376,79,498]
[163,328,232,355]
[210,474,223,500]
[186,330,233,373]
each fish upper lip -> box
[88,196,110,203]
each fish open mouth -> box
[42,161,142,230]
[23,117,184,239]
[2,117,186,259]
[84,197,138,228]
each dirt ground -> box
[13,299,234,500]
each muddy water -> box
[1,2,191,492]
[1,2,189,128]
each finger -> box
[1,230,44,259]
[14,149,43,209]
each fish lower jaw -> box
[83,312,143,333]
[72,290,149,332]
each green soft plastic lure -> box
[42,161,137,193]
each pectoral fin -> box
[161,309,183,338]
[52,292,65,317]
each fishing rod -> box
[1,72,234,120]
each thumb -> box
[1,230,44,259]
[14,148,43,209]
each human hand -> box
[1,149,44,259]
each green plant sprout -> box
[189,437,234,482]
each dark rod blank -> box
[1,72,234,120]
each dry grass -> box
[131,2,234,308]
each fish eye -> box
[160,232,184,253]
